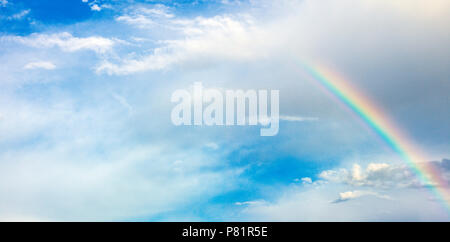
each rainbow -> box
[294,60,450,212]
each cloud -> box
[204,142,219,150]
[0,91,241,220]
[23,61,56,70]
[87,0,450,160]
[90,4,101,11]
[82,0,110,12]
[2,32,115,54]
[94,0,450,83]
[332,190,390,203]
[236,184,448,221]
[318,160,450,189]
[139,5,174,19]
[111,93,133,113]
[237,159,450,221]
[0,143,237,220]
[221,0,244,6]
[1,0,449,222]
[8,9,30,20]
[116,15,155,27]
[294,177,313,184]
[97,14,269,75]
[0,0,7,7]
[115,5,174,28]
[280,116,318,122]
[235,200,266,206]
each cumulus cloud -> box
[2,32,115,54]
[23,61,56,70]
[319,160,450,189]
[81,0,110,12]
[237,159,450,221]
[90,4,101,11]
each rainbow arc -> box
[294,60,449,212]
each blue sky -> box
[0,0,449,221]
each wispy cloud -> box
[111,93,133,114]
[235,200,266,206]
[204,142,219,150]
[280,116,318,122]
[8,9,30,20]
[3,32,115,54]
[332,190,390,203]
[97,14,267,75]
[23,61,56,70]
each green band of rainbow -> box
[293,60,450,213]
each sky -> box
[0,0,449,221]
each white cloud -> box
[235,200,266,206]
[116,15,155,28]
[8,9,30,20]
[97,0,450,84]
[111,93,133,113]
[115,5,174,28]
[98,15,269,75]
[90,4,101,11]
[204,142,219,150]
[332,190,390,203]
[0,143,237,220]
[3,32,115,54]
[238,183,447,221]
[221,0,244,6]
[0,0,7,7]
[301,177,312,184]
[295,177,313,184]
[280,116,318,122]
[139,5,174,18]
[237,159,450,221]
[0,93,240,220]
[317,161,450,189]
[1,0,449,222]
[23,61,56,70]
